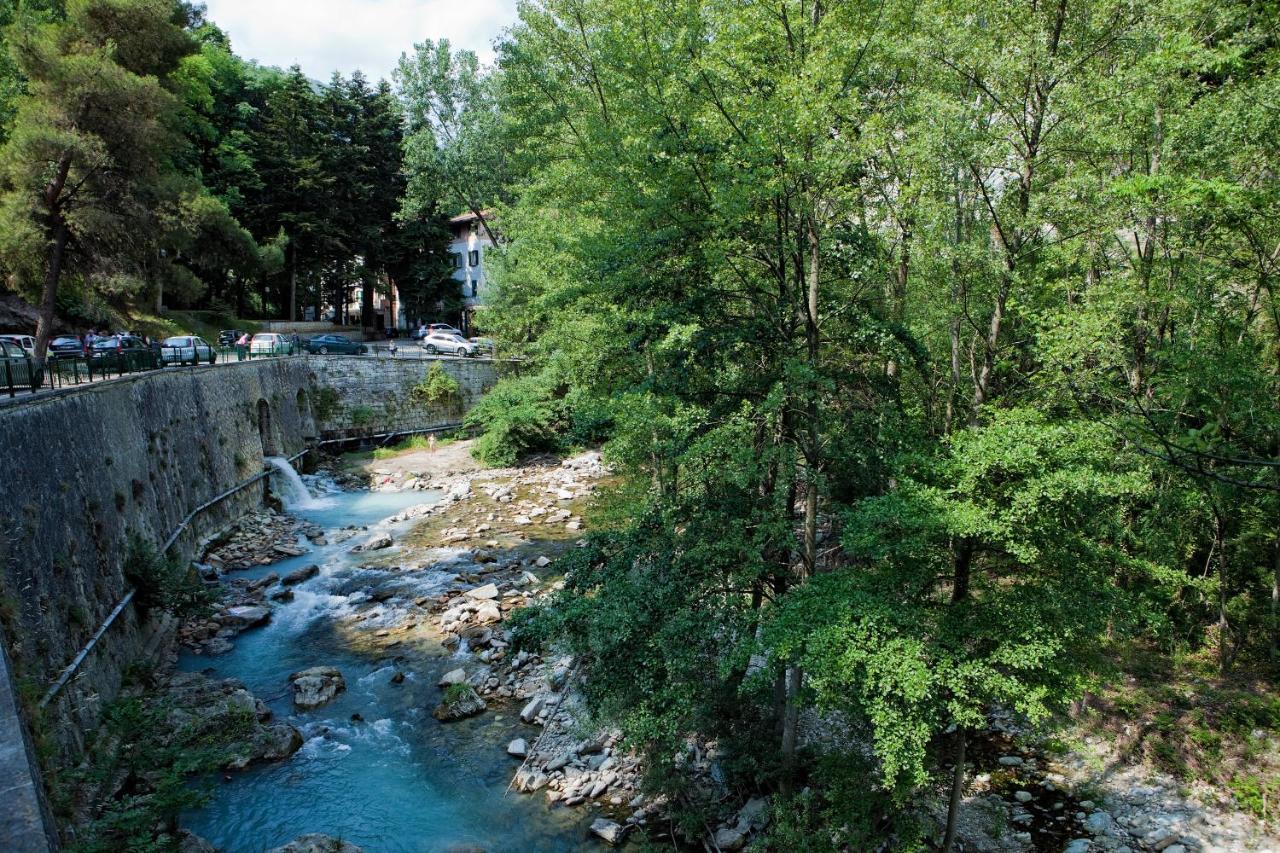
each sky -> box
[201,0,518,83]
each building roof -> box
[449,210,496,224]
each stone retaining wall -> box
[306,355,500,439]
[0,360,315,766]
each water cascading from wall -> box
[265,456,325,510]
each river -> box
[179,468,597,852]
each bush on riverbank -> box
[122,535,213,618]
[60,689,257,852]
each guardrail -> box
[37,447,311,709]
[0,339,497,401]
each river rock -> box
[590,818,628,846]
[432,685,487,721]
[508,737,528,758]
[714,826,747,852]
[283,564,321,585]
[439,667,467,687]
[290,666,346,709]
[267,835,364,853]
[223,605,271,628]
[520,696,543,723]
[465,583,499,600]
[253,722,305,761]
[178,831,218,853]
[474,603,502,623]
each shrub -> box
[465,371,568,467]
[313,387,341,421]
[410,362,462,409]
[350,405,375,426]
[121,535,213,618]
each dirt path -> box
[353,438,485,479]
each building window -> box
[468,249,480,267]
[452,252,463,269]
[470,281,478,298]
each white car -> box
[0,334,37,357]
[161,335,216,364]
[420,333,476,356]
[249,333,294,355]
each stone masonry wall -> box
[307,355,500,440]
[0,359,316,764]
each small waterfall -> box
[453,636,470,658]
[266,456,321,510]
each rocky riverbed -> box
[156,441,1280,852]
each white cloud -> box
[201,0,517,83]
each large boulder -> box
[254,723,305,761]
[267,835,363,853]
[465,583,499,600]
[289,666,346,710]
[438,668,468,687]
[283,564,321,585]
[223,605,271,628]
[432,685,487,721]
[590,818,628,846]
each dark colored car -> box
[88,335,159,371]
[49,335,85,359]
[305,334,367,355]
[218,329,247,347]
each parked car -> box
[160,335,216,365]
[468,337,495,354]
[88,335,158,371]
[49,335,85,359]
[428,323,464,337]
[304,334,367,355]
[249,332,294,355]
[218,329,247,347]
[0,334,39,357]
[421,332,477,357]
[0,338,38,388]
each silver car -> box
[161,335,216,365]
[420,333,476,356]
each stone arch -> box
[257,399,278,456]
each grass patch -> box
[369,432,459,459]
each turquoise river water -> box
[179,478,599,852]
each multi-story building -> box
[449,211,494,332]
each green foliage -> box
[121,534,212,618]
[442,682,472,704]
[349,405,375,426]
[66,692,256,853]
[464,370,568,466]
[312,386,341,421]
[409,362,462,407]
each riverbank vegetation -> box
[447,0,1280,846]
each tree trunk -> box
[1272,536,1279,663]
[33,219,70,377]
[779,663,802,797]
[1214,506,1230,675]
[941,728,967,853]
[288,242,298,322]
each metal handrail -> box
[38,447,310,708]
